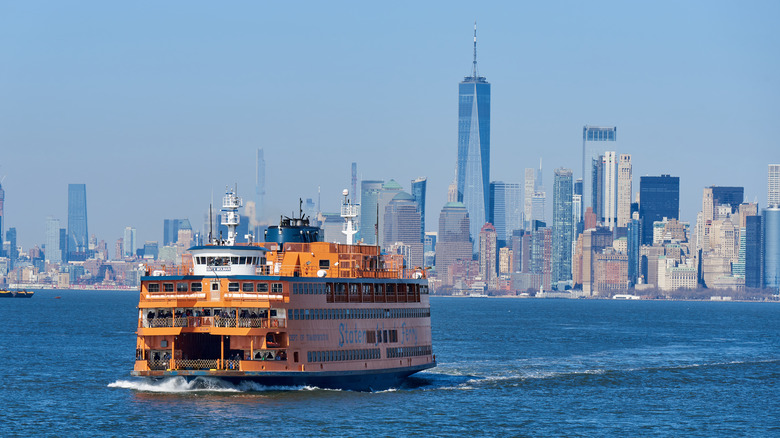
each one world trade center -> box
[456,23,490,253]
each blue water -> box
[1,291,778,436]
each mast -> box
[220,186,243,245]
[341,189,359,245]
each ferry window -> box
[319,259,330,269]
[307,352,312,363]
[257,283,268,293]
[228,282,239,292]
[326,284,332,295]
[292,284,298,294]
[377,285,384,295]
[270,309,277,317]
[364,284,373,294]
[239,257,246,265]
[231,257,239,265]
[163,283,174,292]
[176,283,188,292]
[272,283,283,294]
[211,282,220,291]
[335,284,345,295]
[242,283,254,292]
[191,283,202,292]
[147,283,160,292]
[349,284,358,295]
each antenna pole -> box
[472,21,477,78]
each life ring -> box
[271,319,278,327]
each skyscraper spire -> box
[472,21,478,78]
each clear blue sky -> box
[1,1,778,250]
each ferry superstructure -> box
[132,188,435,390]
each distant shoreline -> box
[430,294,780,303]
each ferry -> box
[0,289,34,298]
[131,188,435,391]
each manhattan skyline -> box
[1,1,779,250]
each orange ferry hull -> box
[132,362,435,391]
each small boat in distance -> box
[0,289,34,298]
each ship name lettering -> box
[401,322,417,345]
[338,323,365,347]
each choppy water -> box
[1,291,778,436]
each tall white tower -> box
[603,151,618,230]
[341,189,360,245]
[769,164,780,207]
[617,154,632,228]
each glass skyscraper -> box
[639,175,679,245]
[45,216,62,264]
[581,126,617,222]
[0,181,4,256]
[763,207,780,291]
[359,180,384,245]
[489,181,522,248]
[457,24,490,251]
[411,177,427,243]
[67,183,88,259]
[552,168,573,286]
[164,219,193,246]
[745,215,762,288]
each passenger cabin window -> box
[191,283,203,292]
[257,283,269,293]
[271,283,283,293]
[147,283,160,292]
[228,282,239,292]
[211,282,220,291]
[207,257,231,266]
[242,283,254,292]
[163,283,174,292]
[176,283,188,292]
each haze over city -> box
[1,1,778,250]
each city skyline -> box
[1,2,779,250]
